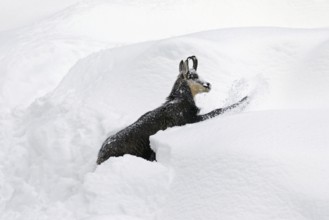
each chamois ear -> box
[179,60,188,76]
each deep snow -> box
[1,27,329,220]
[1,1,329,220]
[152,110,329,220]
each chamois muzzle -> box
[203,82,211,90]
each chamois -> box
[96,56,248,165]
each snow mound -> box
[52,28,329,113]
[2,28,329,219]
[3,0,329,111]
[152,110,329,220]
[82,156,170,218]
[1,0,302,111]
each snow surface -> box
[152,110,329,220]
[1,1,329,220]
[2,0,329,111]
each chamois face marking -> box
[186,70,211,97]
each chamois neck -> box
[166,78,194,102]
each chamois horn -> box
[186,56,198,71]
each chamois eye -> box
[188,74,198,79]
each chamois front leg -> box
[197,96,249,122]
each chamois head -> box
[179,56,211,97]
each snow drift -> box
[1,27,329,220]
[152,109,329,220]
[1,1,329,217]
[3,0,329,111]
[4,0,316,111]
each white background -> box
[1,0,329,32]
